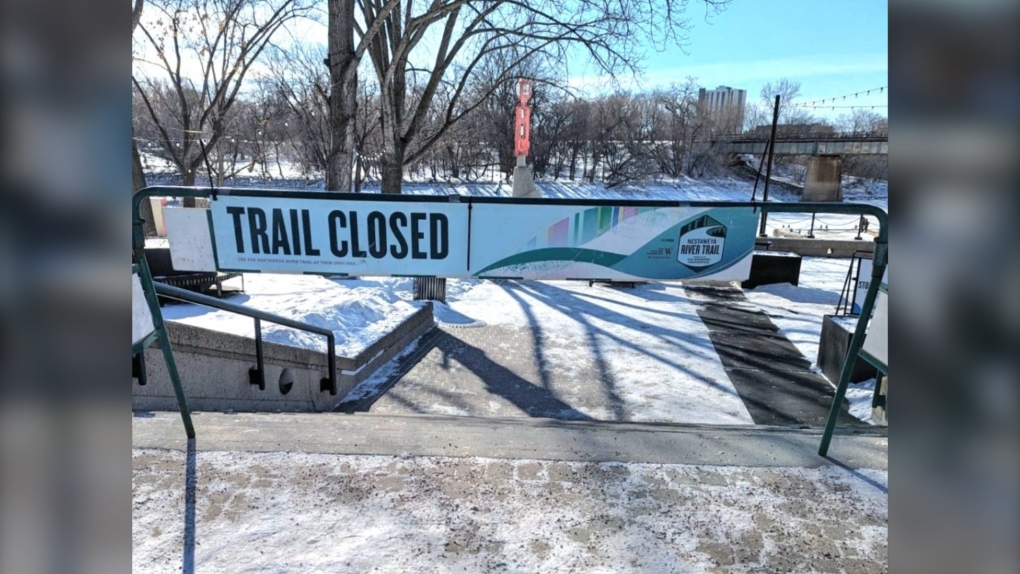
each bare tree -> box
[323,0,405,191]
[266,44,332,180]
[325,0,357,191]
[132,0,312,205]
[562,98,593,181]
[753,77,817,128]
[132,0,157,237]
[531,96,575,179]
[835,108,888,134]
[835,109,888,182]
[649,79,705,178]
[355,0,730,193]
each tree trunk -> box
[378,84,405,193]
[132,134,157,237]
[182,168,196,206]
[325,0,356,192]
[380,148,404,194]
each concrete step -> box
[132,411,886,469]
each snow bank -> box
[161,274,423,357]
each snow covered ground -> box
[154,259,878,424]
[132,450,888,573]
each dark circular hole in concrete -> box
[278,368,294,395]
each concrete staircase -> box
[133,303,434,412]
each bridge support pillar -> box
[803,155,842,202]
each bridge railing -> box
[710,129,888,142]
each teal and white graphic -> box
[677,215,728,271]
[470,204,757,281]
[187,194,757,281]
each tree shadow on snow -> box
[337,327,592,421]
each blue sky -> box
[136,1,887,122]
[571,0,888,119]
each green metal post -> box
[137,255,196,439]
[818,240,887,456]
[133,189,196,438]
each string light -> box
[796,104,889,110]
[793,86,887,108]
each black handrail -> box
[152,281,339,395]
[835,250,874,317]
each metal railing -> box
[413,277,447,302]
[835,251,874,316]
[133,185,887,455]
[152,281,339,395]
[712,129,889,142]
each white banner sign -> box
[177,193,760,281]
[210,195,466,276]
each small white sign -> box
[862,289,888,368]
[132,273,155,346]
[166,207,218,272]
[853,259,888,314]
[853,259,872,314]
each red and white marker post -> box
[511,79,538,198]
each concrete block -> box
[741,251,802,289]
[511,157,539,198]
[817,314,878,385]
[765,235,875,258]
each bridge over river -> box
[705,130,888,156]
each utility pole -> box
[758,95,781,237]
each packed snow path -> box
[341,280,754,424]
[341,278,858,427]
[685,284,861,428]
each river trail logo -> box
[677,215,727,271]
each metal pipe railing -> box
[835,251,874,316]
[152,281,339,395]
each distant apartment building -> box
[698,86,747,132]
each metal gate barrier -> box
[133,186,887,456]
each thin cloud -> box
[569,52,888,94]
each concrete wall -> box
[134,303,434,413]
[762,235,876,258]
[802,155,842,202]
